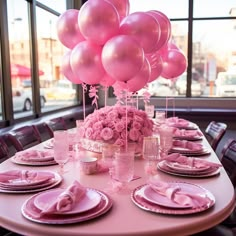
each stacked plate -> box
[21,188,112,224]
[170,141,211,156]
[11,150,57,166]
[173,129,203,141]
[0,170,62,193]
[43,139,54,149]
[157,159,221,177]
[131,182,215,215]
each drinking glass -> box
[112,144,135,190]
[53,130,69,174]
[102,143,120,170]
[155,110,166,126]
[159,125,173,158]
[145,104,155,119]
[142,136,160,175]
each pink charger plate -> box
[34,188,102,215]
[21,189,112,224]
[131,183,215,215]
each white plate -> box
[43,139,54,149]
[34,188,102,215]
[131,183,215,215]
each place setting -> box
[131,178,215,215]
[169,140,211,156]
[165,117,199,130]
[173,128,203,141]
[157,153,222,178]
[43,139,54,149]
[11,149,57,166]
[21,180,113,224]
[0,169,62,193]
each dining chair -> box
[0,136,10,163]
[217,138,236,228]
[45,117,67,137]
[204,121,227,151]
[32,122,53,142]
[6,125,42,151]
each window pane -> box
[194,0,236,18]
[36,7,79,112]
[36,0,66,14]
[193,19,236,97]
[7,0,33,118]
[129,0,188,18]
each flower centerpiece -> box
[79,105,153,153]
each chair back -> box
[32,122,53,142]
[220,139,236,188]
[0,137,10,163]
[45,117,67,137]
[205,121,227,151]
[7,125,42,151]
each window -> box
[106,0,236,110]
[0,0,83,124]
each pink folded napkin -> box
[172,140,203,151]
[15,150,54,162]
[0,170,54,184]
[39,180,86,215]
[162,153,222,169]
[166,117,190,127]
[173,129,202,137]
[148,179,209,208]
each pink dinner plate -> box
[0,170,55,187]
[0,172,62,193]
[131,183,215,215]
[169,147,211,156]
[34,188,102,215]
[165,161,210,172]
[21,189,112,224]
[11,156,57,166]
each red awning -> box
[11,63,44,77]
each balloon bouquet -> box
[57,0,187,118]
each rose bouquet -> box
[79,105,153,150]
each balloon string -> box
[125,90,128,151]
[136,93,138,109]
[105,86,107,107]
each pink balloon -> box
[105,0,130,20]
[100,73,116,87]
[61,51,82,84]
[57,9,85,49]
[120,12,160,53]
[159,41,180,56]
[78,0,120,45]
[146,52,163,83]
[147,10,171,51]
[102,35,145,82]
[70,41,105,85]
[161,49,187,79]
[126,58,151,92]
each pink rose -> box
[129,128,140,142]
[115,121,125,132]
[85,127,93,139]
[132,121,142,130]
[101,127,114,141]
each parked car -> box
[215,72,236,97]
[44,79,76,101]
[12,88,46,111]
[175,71,204,96]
